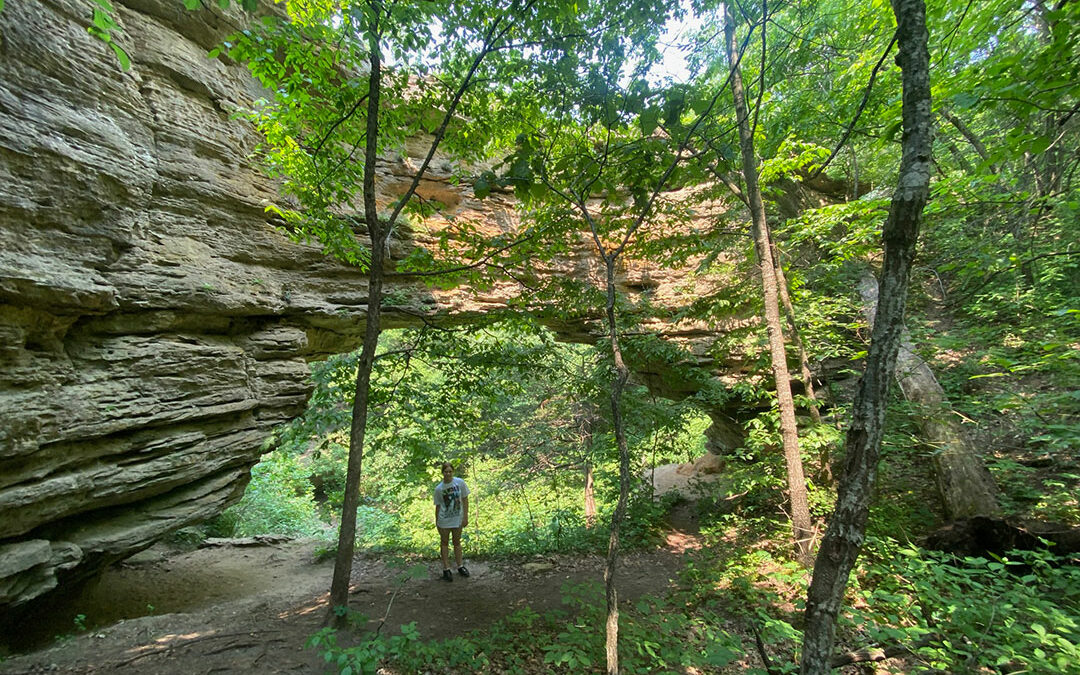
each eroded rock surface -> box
[0,0,752,610]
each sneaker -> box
[458,566,470,577]
[442,569,453,582]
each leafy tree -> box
[230,0,584,625]
[713,0,814,564]
[475,6,749,665]
[800,0,934,670]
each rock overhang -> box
[0,0,778,615]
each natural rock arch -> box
[0,0,771,611]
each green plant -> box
[212,449,325,538]
[847,539,1080,674]
[313,543,337,562]
[307,621,424,675]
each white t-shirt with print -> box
[434,477,469,528]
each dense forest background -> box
[64,0,1080,671]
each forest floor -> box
[0,510,710,674]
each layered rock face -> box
[0,0,745,610]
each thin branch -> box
[385,4,529,228]
[940,108,997,173]
[808,30,898,179]
[710,164,750,207]
[939,0,976,64]
[752,0,767,138]
[311,92,370,165]
[751,622,781,675]
[383,224,543,278]
[611,21,758,259]
[946,250,1080,307]
[980,96,1077,113]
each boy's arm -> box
[461,495,469,528]
[433,486,440,525]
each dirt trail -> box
[0,521,701,674]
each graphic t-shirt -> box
[434,477,469,528]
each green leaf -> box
[0,0,5,13]
[110,42,131,71]
[92,9,119,31]
[183,0,200,10]
[217,0,229,9]
[950,92,978,109]
[241,0,258,11]
[207,47,221,59]
[639,107,659,136]
[882,120,903,143]
[473,175,491,199]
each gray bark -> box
[602,255,632,675]
[858,274,1001,520]
[725,3,814,564]
[328,25,386,624]
[800,0,933,671]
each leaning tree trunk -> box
[725,3,814,564]
[858,273,1001,520]
[773,241,831,484]
[328,29,385,626]
[773,243,824,427]
[800,0,933,672]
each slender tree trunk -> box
[800,0,932,671]
[941,109,996,173]
[848,143,859,199]
[601,254,632,675]
[584,461,596,528]
[857,274,1001,519]
[773,251,823,426]
[328,26,385,626]
[725,3,814,564]
[773,249,830,484]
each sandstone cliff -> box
[0,0,754,610]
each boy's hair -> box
[440,461,453,471]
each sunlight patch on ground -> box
[664,530,703,553]
[279,592,329,619]
[120,630,212,657]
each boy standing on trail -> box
[434,461,469,581]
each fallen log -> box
[830,637,933,668]
[925,515,1080,559]
[858,274,1001,520]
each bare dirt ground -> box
[0,519,703,674]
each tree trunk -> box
[771,240,829,484]
[601,254,632,675]
[725,3,814,565]
[800,0,932,672]
[328,28,385,626]
[774,252,823,426]
[857,274,1001,519]
[941,109,997,173]
[584,461,597,528]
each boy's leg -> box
[439,527,451,570]
[451,527,463,568]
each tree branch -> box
[808,31,898,180]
